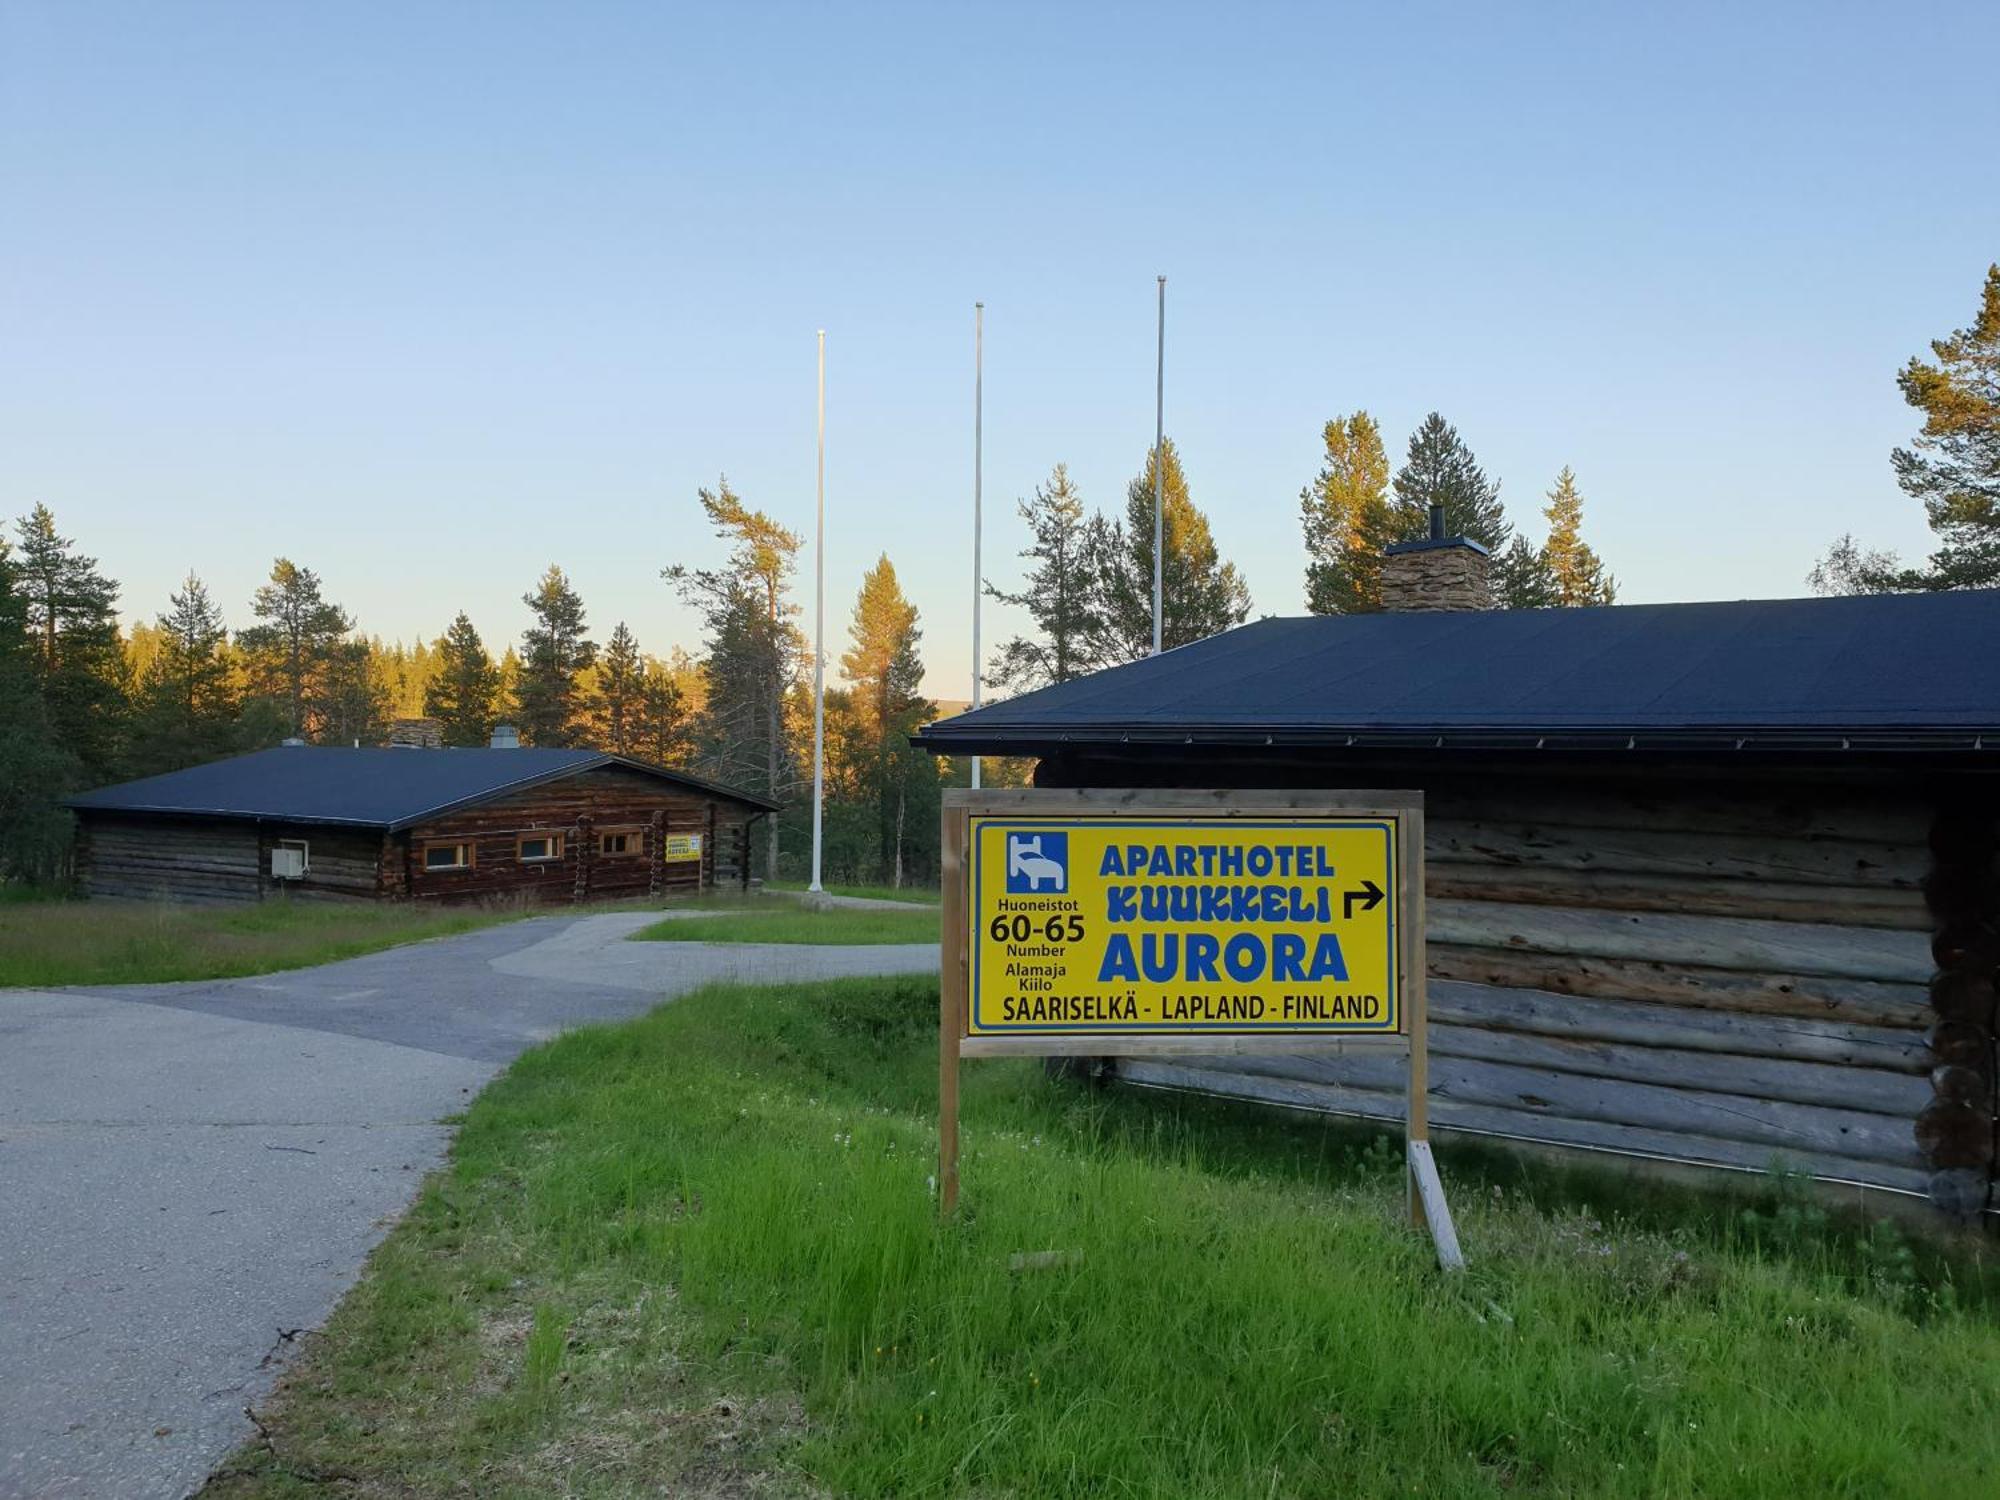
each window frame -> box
[422,840,475,873]
[598,825,646,857]
[516,831,566,863]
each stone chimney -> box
[1380,504,1493,611]
[386,716,444,749]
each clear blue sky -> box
[3,1,1994,697]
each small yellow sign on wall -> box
[967,814,1401,1035]
[663,833,704,863]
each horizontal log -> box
[1427,1024,1927,1114]
[1114,1062,1932,1196]
[1142,1050,1922,1165]
[1431,946,1930,1028]
[1428,820,1927,890]
[1430,900,1933,982]
[1429,980,1928,1072]
[1428,865,1929,930]
[1430,787,1930,845]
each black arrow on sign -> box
[1342,879,1385,920]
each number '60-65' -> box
[989,914,1085,944]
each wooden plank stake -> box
[938,803,967,1217]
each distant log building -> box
[917,533,2000,1222]
[67,739,776,907]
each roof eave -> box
[911,723,2000,757]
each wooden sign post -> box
[938,787,1461,1271]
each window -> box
[424,842,473,871]
[517,832,565,862]
[599,827,644,856]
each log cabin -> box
[915,530,2000,1222]
[67,739,777,907]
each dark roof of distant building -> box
[66,746,779,829]
[914,591,2000,757]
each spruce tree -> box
[13,504,129,783]
[1494,535,1558,609]
[1390,414,1511,552]
[595,621,644,754]
[841,556,934,886]
[237,559,353,740]
[985,464,1111,691]
[633,658,692,767]
[425,612,501,747]
[515,565,596,747]
[0,533,78,881]
[1300,412,1395,614]
[1099,438,1252,662]
[131,573,240,773]
[1541,467,1616,605]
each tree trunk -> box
[893,778,906,888]
[765,682,781,878]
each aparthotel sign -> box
[967,814,1402,1035]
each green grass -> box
[632,903,939,945]
[0,896,534,987]
[207,976,2000,1499]
[766,879,941,905]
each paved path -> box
[0,913,935,1500]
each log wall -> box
[76,768,770,910]
[399,765,758,906]
[77,816,262,903]
[1036,760,1982,1211]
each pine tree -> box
[1300,412,1396,614]
[425,613,500,747]
[1894,262,2000,587]
[13,504,129,783]
[1541,467,1616,606]
[1099,439,1252,661]
[131,574,240,773]
[515,566,596,747]
[665,480,805,876]
[595,621,644,754]
[985,464,1111,691]
[841,556,934,886]
[237,559,354,740]
[0,533,78,882]
[1390,414,1511,552]
[1811,265,2000,592]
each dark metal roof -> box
[914,591,2000,757]
[66,746,780,829]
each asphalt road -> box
[0,910,935,1500]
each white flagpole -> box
[971,302,984,791]
[809,329,826,894]
[1152,275,1165,656]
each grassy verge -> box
[633,904,938,945]
[0,896,537,987]
[766,879,940,905]
[208,976,2000,1499]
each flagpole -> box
[1152,275,1165,656]
[809,329,826,894]
[970,302,984,791]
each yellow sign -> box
[967,814,1401,1035]
[663,833,704,863]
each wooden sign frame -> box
[938,786,1461,1270]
